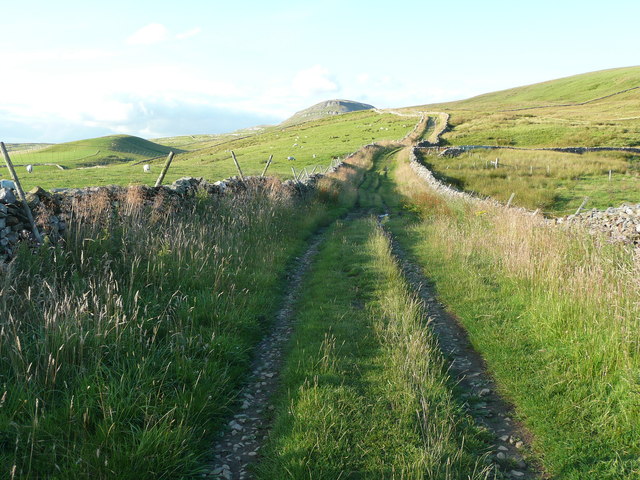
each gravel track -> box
[383,225,545,479]
[203,234,325,480]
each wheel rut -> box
[203,233,325,480]
[383,227,546,480]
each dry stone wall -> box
[556,206,640,245]
[0,174,325,262]
[410,147,640,246]
[438,145,640,158]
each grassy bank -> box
[0,181,341,479]
[388,159,640,479]
[256,217,492,479]
[0,130,384,478]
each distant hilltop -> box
[282,99,375,126]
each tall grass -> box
[390,160,640,478]
[0,180,334,479]
[256,218,493,479]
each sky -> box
[1,0,639,143]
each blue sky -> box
[1,0,639,142]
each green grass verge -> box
[386,165,640,478]
[256,217,492,479]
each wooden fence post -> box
[230,151,245,181]
[261,155,273,177]
[0,142,43,244]
[575,197,589,215]
[154,151,175,187]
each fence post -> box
[231,151,245,181]
[0,142,43,244]
[154,151,175,187]
[261,155,273,177]
[575,197,589,215]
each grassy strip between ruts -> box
[387,155,640,479]
[256,217,493,479]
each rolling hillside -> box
[10,135,178,169]
[413,66,640,147]
[5,110,414,191]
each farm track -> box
[204,233,326,480]
[369,147,544,479]
[383,223,543,480]
[205,115,547,479]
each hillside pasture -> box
[2,111,415,191]
[409,66,640,147]
[420,148,640,214]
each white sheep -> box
[287,156,296,161]
[143,164,151,173]
[26,164,33,173]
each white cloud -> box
[176,27,202,40]
[356,73,370,84]
[292,65,339,96]
[127,23,168,45]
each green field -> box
[420,148,640,214]
[2,111,414,191]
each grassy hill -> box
[412,66,640,147]
[409,67,640,213]
[4,110,414,191]
[9,135,178,169]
